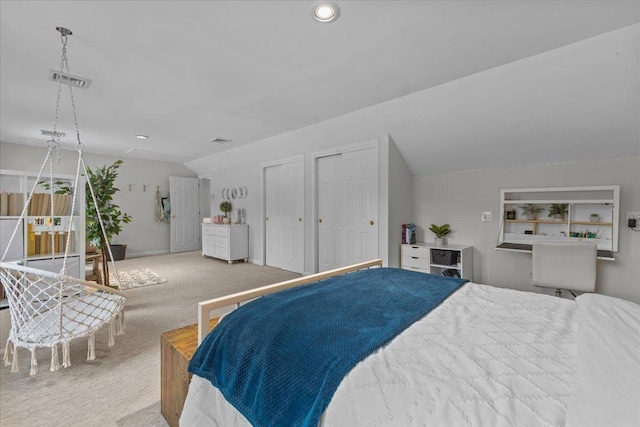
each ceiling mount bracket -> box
[55,27,72,37]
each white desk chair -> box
[532,241,597,297]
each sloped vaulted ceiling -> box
[1,1,639,174]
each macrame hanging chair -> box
[0,27,126,375]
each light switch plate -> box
[481,212,494,222]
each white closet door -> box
[265,159,304,273]
[170,176,200,253]
[317,146,378,272]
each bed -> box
[180,259,640,427]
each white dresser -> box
[400,243,473,281]
[202,224,249,264]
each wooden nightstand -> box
[160,317,219,427]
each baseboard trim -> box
[126,250,171,259]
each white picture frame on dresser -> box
[202,224,249,264]
[401,243,473,281]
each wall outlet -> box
[481,212,494,222]
[628,212,640,229]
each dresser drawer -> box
[214,226,229,237]
[202,225,216,236]
[401,255,430,270]
[213,236,229,248]
[213,246,230,259]
[401,245,429,258]
[203,234,215,247]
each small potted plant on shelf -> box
[547,203,568,220]
[590,213,600,222]
[520,204,544,220]
[429,223,451,247]
[219,201,232,224]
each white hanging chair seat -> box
[0,262,126,375]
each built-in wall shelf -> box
[497,185,619,260]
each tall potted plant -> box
[86,160,132,287]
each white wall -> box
[0,142,197,257]
[381,135,413,267]
[201,136,409,273]
[413,156,640,303]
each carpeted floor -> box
[0,251,300,427]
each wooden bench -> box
[160,318,219,427]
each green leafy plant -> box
[219,201,232,217]
[520,204,544,218]
[547,203,568,219]
[85,160,132,287]
[38,179,73,195]
[428,223,451,239]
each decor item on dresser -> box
[428,223,451,246]
[548,203,568,220]
[219,201,232,224]
[520,203,544,220]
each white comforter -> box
[180,283,639,427]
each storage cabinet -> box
[401,243,473,281]
[201,224,248,264]
[0,169,84,278]
[497,186,619,260]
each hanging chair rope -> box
[0,27,127,375]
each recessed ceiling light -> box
[311,1,340,23]
[136,134,149,139]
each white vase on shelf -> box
[435,238,446,247]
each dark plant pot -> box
[107,244,127,261]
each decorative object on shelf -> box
[220,201,232,223]
[590,213,600,222]
[520,204,544,220]
[505,209,517,220]
[401,223,417,244]
[0,27,126,375]
[547,203,568,220]
[429,223,451,247]
[86,160,133,282]
[236,208,246,224]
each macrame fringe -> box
[29,348,37,376]
[3,340,11,367]
[108,320,115,347]
[50,345,61,372]
[11,345,18,373]
[62,341,71,368]
[116,311,125,336]
[87,333,95,361]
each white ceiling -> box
[1,1,639,175]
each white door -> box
[170,176,200,253]
[317,146,378,272]
[265,159,304,273]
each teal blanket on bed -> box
[189,268,467,427]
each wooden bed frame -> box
[196,258,383,344]
[160,258,382,427]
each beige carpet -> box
[0,251,300,427]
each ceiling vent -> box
[210,137,232,144]
[48,69,92,89]
[41,129,66,138]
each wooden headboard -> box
[196,259,383,344]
